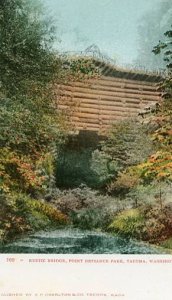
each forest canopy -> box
[0,0,66,194]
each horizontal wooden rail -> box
[56,72,162,134]
[61,81,161,96]
[60,85,160,101]
[61,90,160,104]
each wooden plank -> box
[63,81,161,97]
[73,112,130,121]
[77,106,138,115]
[100,75,159,87]
[71,121,100,129]
[88,77,159,92]
[73,97,123,106]
[61,91,122,102]
[76,126,100,132]
[61,90,160,103]
[79,102,123,110]
[72,116,127,126]
[58,102,142,112]
[60,84,160,99]
[71,117,100,125]
[58,98,153,111]
[71,86,161,101]
[84,83,159,97]
[75,98,120,105]
[61,87,160,102]
[58,103,140,113]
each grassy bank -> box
[48,186,172,250]
[0,193,69,243]
[1,186,172,253]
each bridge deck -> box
[57,60,162,135]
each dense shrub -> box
[56,144,119,189]
[140,204,172,243]
[108,204,172,244]
[51,185,129,213]
[60,57,100,83]
[0,148,46,194]
[100,119,154,171]
[107,169,141,196]
[126,183,167,208]
[161,237,172,250]
[0,193,31,242]
[109,209,145,239]
[50,185,134,231]
[0,0,68,196]
[15,195,68,225]
[0,193,68,242]
[71,208,112,230]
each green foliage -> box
[16,195,68,225]
[51,185,120,213]
[0,148,47,193]
[0,0,71,240]
[107,25,172,203]
[0,0,60,97]
[0,192,68,242]
[107,168,141,196]
[56,120,154,191]
[56,146,113,189]
[134,25,172,186]
[108,205,172,244]
[0,0,68,194]
[60,57,100,83]
[0,193,30,241]
[50,185,131,231]
[91,149,119,186]
[136,151,172,183]
[97,119,154,196]
[0,97,66,155]
[109,209,145,239]
[71,208,111,230]
[161,237,172,249]
[126,183,171,207]
[101,119,154,171]
[153,25,172,69]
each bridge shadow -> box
[56,131,107,189]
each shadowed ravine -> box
[0,228,167,254]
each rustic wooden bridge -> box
[57,59,162,135]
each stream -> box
[0,228,167,254]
